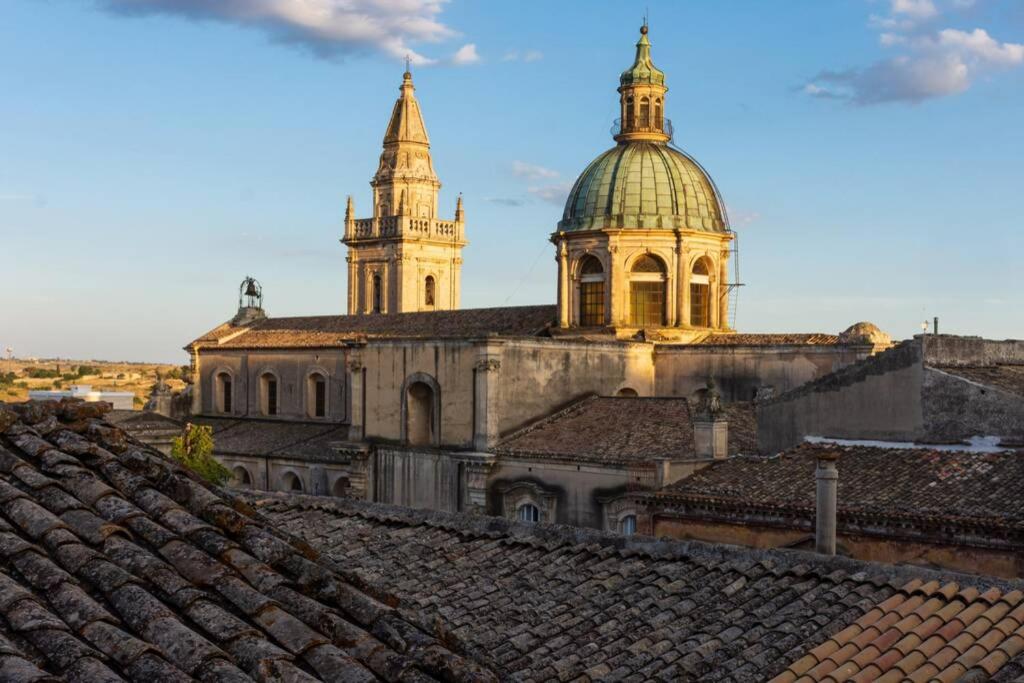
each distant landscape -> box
[0,358,189,408]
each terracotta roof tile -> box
[699,333,841,346]
[495,396,757,464]
[933,364,1024,398]
[0,399,497,681]
[649,441,1024,548]
[189,305,557,350]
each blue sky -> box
[2,0,1022,362]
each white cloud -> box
[512,161,559,181]
[527,182,573,205]
[100,0,466,65]
[450,43,480,65]
[806,6,1023,105]
[502,50,543,63]
[936,28,1024,65]
[892,0,938,19]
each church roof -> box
[495,396,757,465]
[619,25,666,87]
[188,305,556,350]
[0,399,492,681]
[249,491,1024,682]
[647,441,1024,548]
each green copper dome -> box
[559,142,728,233]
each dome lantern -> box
[615,24,670,144]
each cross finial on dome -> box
[404,54,412,77]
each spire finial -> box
[404,54,411,75]
[642,7,648,34]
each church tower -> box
[342,67,467,315]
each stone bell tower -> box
[342,67,467,315]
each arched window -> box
[620,515,637,536]
[231,466,252,489]
[215,372,232,414]
[307,372,327,418]
[629,254,667,327]
[655,99,663,130]
[331,477,350,497]
[616,387,639,397]
[259,372,278,416]
[517,503,540,523]
[625,96,635,129]
[577,256,605,327]
[281,471,303,492]
[424,275,436,308]
[690,259,712,328]
[406,381,435,446]
[639,97,650,127]
[371,274,382,313]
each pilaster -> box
[346,352,365,442]
[473,344,503,450]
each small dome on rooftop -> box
[839,322,892,347]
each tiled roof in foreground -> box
[494,396,757,464]
[188,305,556,350]
[251,493,1024,682]
[0,400,493,682]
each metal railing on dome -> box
[611,117,674,140]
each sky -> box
[2,0,1022,363]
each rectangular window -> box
[314,380,326,417]
[690,283,710,327]
[223,380,232,413]
[630,281,665,327]
[579,281,605,326]
[267,380,278,416]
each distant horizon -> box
[3,0,1022,362]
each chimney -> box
[933,316,939,335]
[815,451,839,555]
[692,378,728,459]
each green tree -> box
[171,423,230,486]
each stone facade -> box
[342,69,466,315]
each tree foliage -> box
[171,423,230,486]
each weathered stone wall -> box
[494,339,654,437]
[653,345,870,402]
[923,335,1024,366]
[197,349,348,422]
[922,368,1024,442]
[217,453,352,497]
[373,446,463,512]
[359,340,477,446]
[756,342,924,453]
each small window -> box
[314,378,326,417]
[517,503,540,523]
[625,96,635,128]
[639,97,650,128]
[424,275,435,307]
[216,372,232,414]
[655,99,663,130]
[372,274,382,314]
[260,373,278,416]
[620,515,637,536]
[281,471,303,492]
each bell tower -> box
[342,67,467,315]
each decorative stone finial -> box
[695,378,724,421]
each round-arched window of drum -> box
[690,259,712,328]
[578,256,605,327]
[629,255,667,327]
